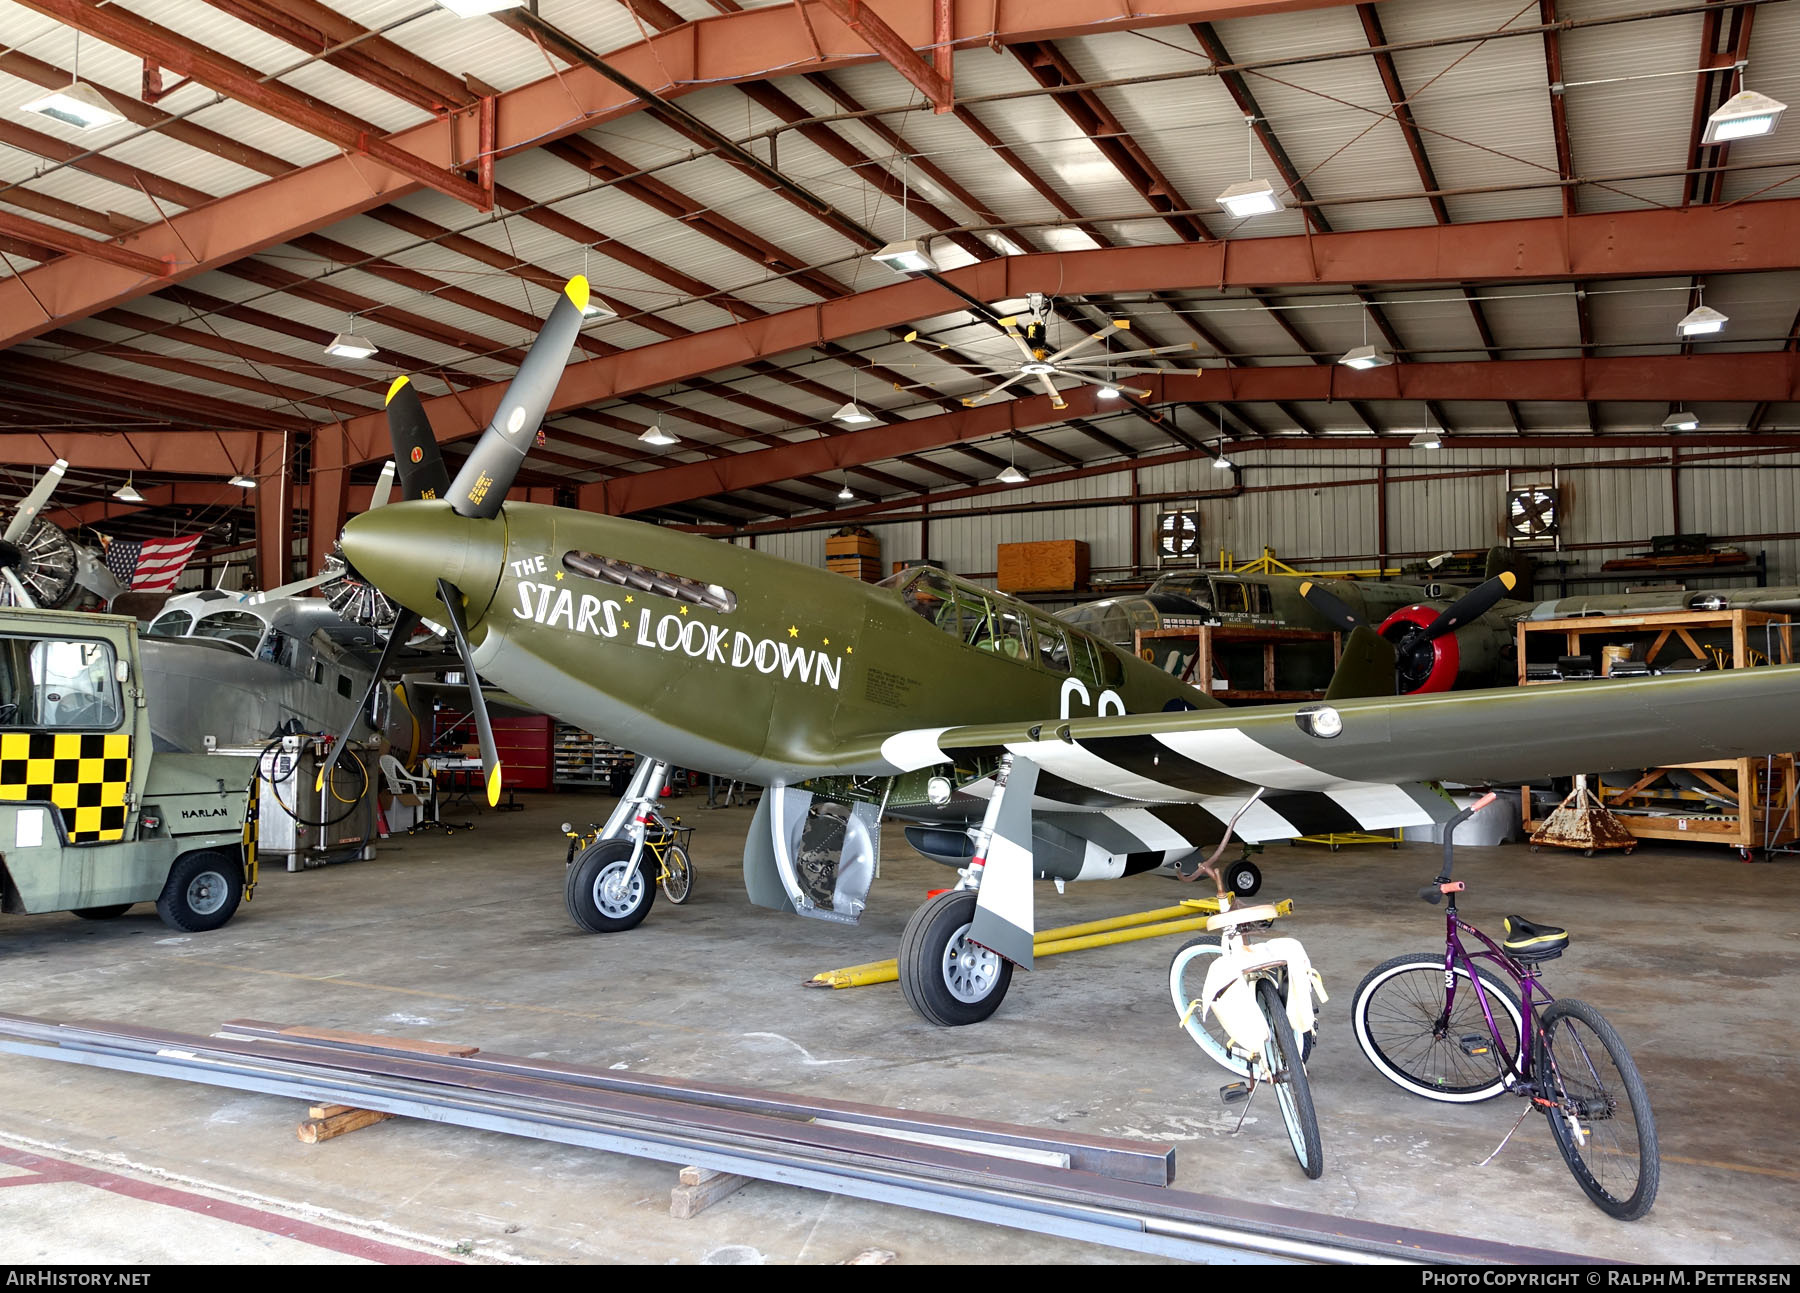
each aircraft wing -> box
[865,665,1800,842]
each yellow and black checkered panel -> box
[0,732,132,844]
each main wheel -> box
[1351,953,1523,1102]
[155,852,243,933]
[898,889,1013,1027]
[72,904,132,920]
[1536,998,1660,1220]
[659,843,693,904]
[1170,935,1313,1076]
[565,840,656,933]
[1255,977,1323,1179]
[1227,858,1262,897]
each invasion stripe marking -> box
[1105,807,1194,852]
[1329,783,1443,829]
[879,727,951,772]
[1078,735,1256,797]
[1263,793,1363,838]
[1155,727,1363,793]
[1006,740,1191,803]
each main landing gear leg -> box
[565,756,668,933]
[898,755,1040,1027]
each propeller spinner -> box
[318,275,590,806]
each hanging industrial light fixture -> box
[1703,87,1787,144]
[1215,115,1284,216]
[1338,309,1392,369]
[638,412,679,447]
[324,317,377,359]
[1662,410,1700,432]
[228,473,258,488]
[22,33,124,131]
[112,475,145,503]
[871,157,938,273]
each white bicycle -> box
[1168,792,1325,1179]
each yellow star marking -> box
[846,646,853,654]
[787,626,798,638]
[822,637,830,646]
[620,620,630,631]
[679,605,688,615]
[555,571,564,581]
[625,595,634,603]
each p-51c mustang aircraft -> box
[321,276,1800,1027]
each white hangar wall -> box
[735,444,1800,598]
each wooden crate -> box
[827,555,883,582]
[996,540,1089,593]
[826,533,880,559]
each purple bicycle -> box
[1349,792,1660,1221]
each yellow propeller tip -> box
[1116,319,1132,330]
[384,375,410,406]
[1500,571,1517,590]
[565,275,590,312]
[313,771,325,792]
[1299,581,1314,595]
[486,763,503,807]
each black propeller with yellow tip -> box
[1299,571,1518,695]
[317,275,591,807]
[1296,580,1364,634]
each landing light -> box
[1297,706,1342,739]
[927,776,953,805]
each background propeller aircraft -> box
[322,275,1800,1027]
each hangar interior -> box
[1,0,1798,1268]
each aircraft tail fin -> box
[1324,625,1397,701]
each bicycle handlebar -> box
[1437,791,1498,878]
[1418,884,1444,906]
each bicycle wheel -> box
[659,843,693,904]
[1170,935,1248,1076]
[1352,953,1523,1102]
[1536,998,1659,1221]
[1171,936,1314,1077]
[1255,977,1323,1180]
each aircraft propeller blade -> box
[4,459,67,546]
[385,377,452,502]
[313,605,421,796]
[1298,580,1364,633]
[435,577,503,807]
[445,276,589,520]
[1,567,36,609]
[245,571,335,605]
[368,459,396,509]
[1419,571,1518,642]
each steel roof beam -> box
[0,209,169,278]
[0,1,1374,346]
[15,0,491,209]
[579,352,1800,515]
[0,429,260,472]
[816,0,953,112]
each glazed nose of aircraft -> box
[339,500,505,623]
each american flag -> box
[103,534,203,593]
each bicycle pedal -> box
[1458,1034,1492,1057]
[1219,1082,1251,1105]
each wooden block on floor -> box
[297,1106,394,1144]
[670,1166,750,1218]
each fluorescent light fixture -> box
[112,478,144,503]
[1212,456,1234,471]
[1677,305,1728,337]
[837,484,855,501]
[834,401,875,425]
[325,332,378,359]
[580,297,616,320]
[23,80,125,131]
[638,424,679,447]
[228,474,258,488]
[1338,344,1393,370]
[1215,178,1283,217]
[870,239,936,274]
[1097,382,1121,399]
[1662,410,1700,432]
[996,464,1029,485]
[437,0,525,16]
[1410,430,1442,449]
[1703,89,1787,144]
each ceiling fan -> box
[955,293,1197,410]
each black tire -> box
[1170,934,1314,1069]
[155,851,243,933]
[565,839,656,933]
[1228,858,1262,897]
[1256,978,1323,1179]
[659,843,693,904]
[72,905,132,920]
[898,889,1013,1027]
[1351,953,1523,1102]
[1536,998,1660,1220]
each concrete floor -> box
[1,789,1796,1265]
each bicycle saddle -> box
[1206,903,1280,932]
[1502,915,1569,962]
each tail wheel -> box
[1227,859,1262,897]
[898,889,1013,1027]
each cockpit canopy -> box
[881,566,1122,687]
[146,605,271,657]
